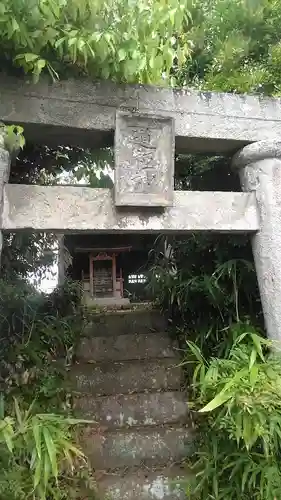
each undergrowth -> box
[184,329,281,499]
[0,279,98,500]
[148,234,281,499]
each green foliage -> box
[0,398,92,500]
[1,232,56,281]
[179,0,281,95]
[2,0,281,93]
[0,0,191,84]
[0,279,97,499]
[0,123,25,153]
[0,279,82,405]
[147,196,276,498]
[184,330,281,499]
[148,233,261,356]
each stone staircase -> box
[72,307,192,499]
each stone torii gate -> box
[0,76,281,341]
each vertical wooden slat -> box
[89,254,94,297]
[112,254,117,297]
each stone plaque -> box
[114,111,174,207]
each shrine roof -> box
[74,247,132,253]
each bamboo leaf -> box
[2,425,14,453]
[42,427,58,480]
[34,455,42,489]
[13,398,23,427]
[186,340,206,364]
[33,422,42,460]
[249,348,257,370]
[199,390,231,413]
[43,453,51,488]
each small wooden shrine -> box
[62,234,155,306]
[82,246,131,305]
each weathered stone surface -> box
[115,112,174,207]
[0,150,10,187]
[72,359,181,396]
[2,185,259,233]
[81,426,194,469]
[77,332,177,362]
[232,139,281,169]
[74,391,188,427]
[233,140,281,343]
[0,147,10,195]
[73,304,191,498]
[2,76,281,153]
[84,309,167,336]
[0,138,11,265]
[97,467,188,500]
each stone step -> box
[72,358,181,396]
[86,302,153,312]
[74,391,188,428]
[77,332,177,362]
[84,309,167,336]
[82,426,194,470]
[96,467,188,500]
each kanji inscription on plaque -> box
[114,111,174,207]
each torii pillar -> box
[0,133,11,267]
[233,141,281,343]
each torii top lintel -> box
[1,75,281,154]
